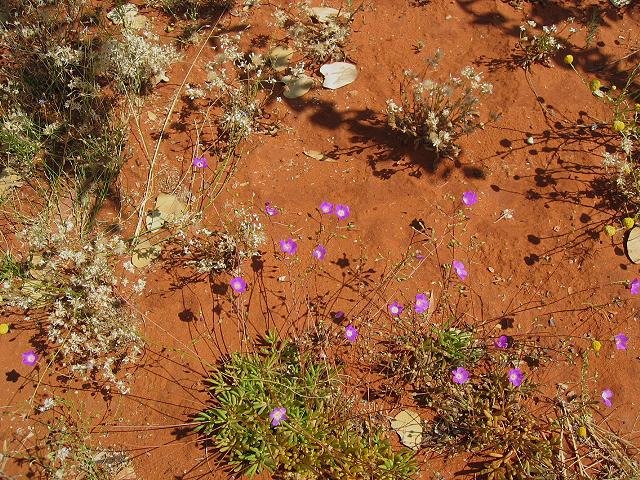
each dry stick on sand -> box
[132,19,222,245]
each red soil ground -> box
[2,0,640,478]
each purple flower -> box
[388,301,404,316]
[313,245,327,260]
[462,191,478,206]
[319,202,333,214]
[192,156,208,169]
[452,260,467,281]
[415,293,430,314]
[335,204,350,220]
[280,238,298,255]
[265,202,279,216]
[345,324,358,342]
[269,407,287,426]
[494,335,509,349]
[230,276,247,293]
[601,389,614,407]
[631,278,640,295]
[508,368,524,387]
[452,367,470,384]
[615,333,628,351]
[22,350,39,367]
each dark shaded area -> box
[281,99,488,180]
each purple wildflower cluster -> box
[451,366,525,387]
[319,202,350,220]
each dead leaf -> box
[21,280,46,301]
[154,193,186,223]
[145,209,164,231]
[29,254,46,280]
[626,226,640,264]
[112,466,137,480]
[0,168,24,196]
[390,409,423,450]
[282,74,314,99]
[106,4,138,24]
[310,7,339,22]
[303,150,337,162]
[319,62,358,89]
[131,239,161,268]
[151,71,170,86]
[128,14,148,30]
[426,290,435,318]
[268,46,294,72]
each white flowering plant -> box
[0,1,129,224]
[566,60,640,214]
[273,1,360,64]
[171,206,266,276]
[517,18,577,68]
[1,219,143,393]
[6,397,131,479]
[105,29,182,95]
[386,65,496,157]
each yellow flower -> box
[590,79,601,91]
[623,217,635,230]
[604,225,617,237]
[578,426,587,438]
[592,339,602,352]
[613,120,626,132]
[564,54,574,65]
[635,103,640,111]
[0,323,9,335]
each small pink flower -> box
[415,293,430,314]
[452,260,467,281]
[631,279,640,295]
[312,245,327,260]
[269,407,287,426]
[601,389,614,407]
[335,204,350,220]
[508,368,524,387]
[22,350,39,367]
[280,238,298,255]
[615,333,628,350]
[452,367,469,384]
[319,202,333,214]
[192,156,208,169]
[388,301,403,316]
[494,335,509,349]
[230,277,247,293]
[462,191,478,206]
[345,324,358,342]
[265,202,279,216]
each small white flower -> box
[38,397,56,412]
